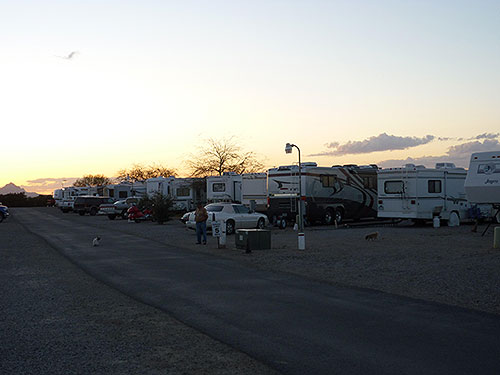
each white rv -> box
[377,163,469,225]
[207,172,242,203]
[146,177,206,211]
[464,151,500,223]
[267,163,378,225]
[241,173,267,212]
[464,151,500,205]
[146,177,173,197]
[170,177,206,211]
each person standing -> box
[195,202,208,244]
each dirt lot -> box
[46,208,500,316]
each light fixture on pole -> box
[285,142,305,250]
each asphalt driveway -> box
[12,208,500,375]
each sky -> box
[1,0,499,194]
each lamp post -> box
[285,143,305,250]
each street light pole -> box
[285,143,305,250]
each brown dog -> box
[365,231,379,241]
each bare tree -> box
[116,163,176,182]
[73,175,112,187]
[186,137,264,177]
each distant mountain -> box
[0,182,39,197]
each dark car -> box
[73,196,115,216]
[0,203,9,223]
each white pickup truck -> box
[98,197,141,220]
[60,197,76,213]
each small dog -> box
[92,236,101,247]
[365,231,379,241]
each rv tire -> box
[334,208,344,225]
[89,207,98,216]
[108,214,116,220]
[324,209,334,225]
[0,212,4,223]
[78,211,85,216]
[121,210,128,219]
[279,219,286,229]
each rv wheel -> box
[448,212,460,227]
[324,209,334,225]
[334,209,343,225]
[0,213,4,223]
[90,207,98,216]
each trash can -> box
[235,229,271,251]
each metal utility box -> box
[235,229,271,251]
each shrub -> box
[148,192,173,224]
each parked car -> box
[98,196,141,220]
[74,196,115,216]
[185,203,268,234]
[0,202,9,223]
[60,197,76,213]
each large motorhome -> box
[267,163,378,225]
[377,163,470,226]
[241,173,267,212]
[207,172,242,203]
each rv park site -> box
[2,151,500,374]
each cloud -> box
[21,177,78,194]
[310,133,435,156]
[378,139,500,169]
[447,139,500,157]
[475,132,499,140]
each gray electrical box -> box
[235,229,271,251]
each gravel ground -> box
[0,215,278,375]
[44,208,500,316]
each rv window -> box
[321,175,338,188]
[362,176,376,189]
[176,187,190,197]
[477,164,500,174]
[212,183,226,192]
[118,191,128,198]
[428,180,442,193]
[384,181,404,194]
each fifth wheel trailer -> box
[377,163,470,226]
[267,163,378,225]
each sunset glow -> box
[2,1,499,194]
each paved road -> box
[14,208,500,374]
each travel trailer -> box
[146,177,206,211]
[104,182,133,200]
[465,151,500,223]
[267,163,378,225]
[241,173,267,212]
[53,186,90,206]
[377,163,470,226]
[464,151,500,205]
[170,177,206,211]
[207,172,242,203]
[146,177,173,197]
